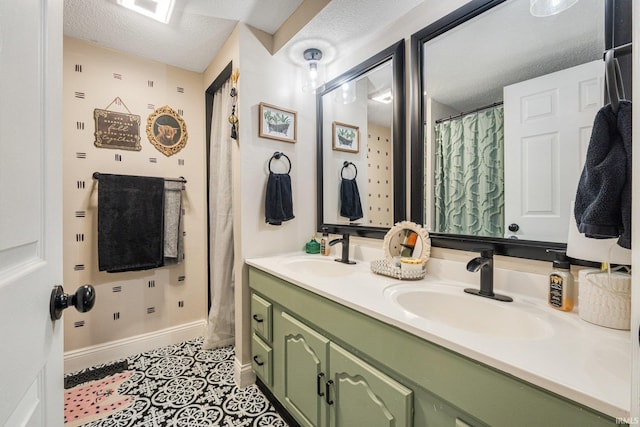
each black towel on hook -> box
[575,100,632,249]
[265,172,294,225]
[340,178,363,221]
[98,174,165,272]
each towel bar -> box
[92,172,187,183]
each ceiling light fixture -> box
[117,0,175,24]
[302,48,324,94]
[370,88,393,104]
[529,0,579,17]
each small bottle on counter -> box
[305,235,321,254]
[320,227,330,256]
[547,250,574,311]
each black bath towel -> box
[575,100,632,249]
[340,178,363,221]
[265,172,294,225]
[98,174,165,272]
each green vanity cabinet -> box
[250,293,273,386]
[248,267,622,427]
[275,310,413,427]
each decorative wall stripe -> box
[74,92,85,99]
[75,211,86,218]
[178,276,186,282]
[177,108,184,116]
[74,64,83,72]
[148,280,156,288]
[74,264,85,271]
[177,87,184,93]
[74,321,85,328]
[76,152,87,159]
[112,286,122,293]
[113,73,122,80]
[113,312,120,320]
[147,104,155,110]
[147,307,156,314]
[149,158,157,163]
[75,233,85,242]
[148,80,154,88]
[178,301,184,308]
[115,154,122,162]
[178,159,184,166]
[77,180,86,189]
[76,121,85,130]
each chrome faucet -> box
[329,233,356,264]
[464,249,512,302]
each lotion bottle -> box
[320,227,330,256]
[547,250,574,311]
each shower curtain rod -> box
[435,101,503,124]
[92,172,187,183]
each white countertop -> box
[246,251,631,419]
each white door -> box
[0,0,64,425]
[503,60,603,242]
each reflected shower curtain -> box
[434,106,504,237]
[203,79,235,349]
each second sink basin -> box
[385,284,553,340]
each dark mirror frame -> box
[317,40,406,238]
[410,0,628,262]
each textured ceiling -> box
[63,0,304,72]
[63,0,425,73]
[424,0,604,112]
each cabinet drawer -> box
[252,333,273,386]
[251,293,272,342]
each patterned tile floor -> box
[65,337,288,427]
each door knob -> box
[50,285,96,321]
[508,223,520,232]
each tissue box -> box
[578,268,631,330]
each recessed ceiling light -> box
[117,0,175,24]
[370,88,393,104]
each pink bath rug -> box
[64,371,133,426]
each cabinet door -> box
[280,312,330,427]
[328,343,413,427]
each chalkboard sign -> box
[94,109,141,151]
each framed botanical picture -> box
[259,102,297,143]
[332,121,359,153]
[146,105,188,156]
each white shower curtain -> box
[202,79,235,349]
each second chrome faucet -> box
[464,249,512,302]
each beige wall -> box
[62,37,208,354]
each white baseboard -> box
[234,357,256,388]
[64,320,207,374]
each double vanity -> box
[247,249,629,427]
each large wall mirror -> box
[317,40,405,238]
[411,0,630,260]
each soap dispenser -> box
[547,250,574,311]
[320,227,330,256]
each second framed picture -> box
[332,121,359,153]
[259,102,297,143]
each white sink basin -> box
[385,284,553,340]
[282,257,356,277]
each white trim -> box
[233,357,256,388]
[64,320,206,374]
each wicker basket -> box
[371,259,426,280]
[578,268,631,330]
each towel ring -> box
[269,151,291,174]
[341,161,357,179]
[604,49,625,114]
